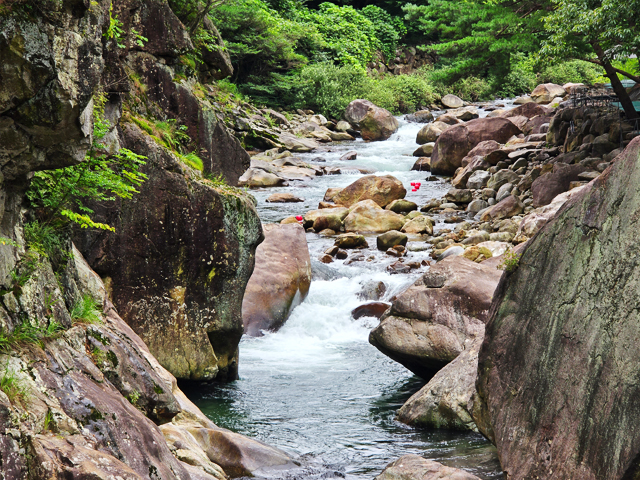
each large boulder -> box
[531,164,587,206]
[238,168,287,187]
[375,455,481,480]
[476,137,640,480]
[76,127,263,382]
[344,99,399,140]
[242,224,311,336]
[304,207,349,228]
[369,256,502,379]
[397,339,482,431]
[333,175,406,208]
[344,200,405,233]
[530,83,566,104]
[360,106,400,141]
[430,118,521,175]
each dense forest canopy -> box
[164,0,639,116]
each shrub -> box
[498,250,521,273]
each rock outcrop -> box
[369,256,501,380]
[242,223,311,336]
[76,127,263,382]
[477,138,640,480]
[430,118,521,175]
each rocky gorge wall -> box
[0,0,290,477]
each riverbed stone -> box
[531,83,566,104]
[442,94,464,109]
[445,189,473,204]
[335,233,367,249]
[333,175,406,208]
[406,110,435,123]
[242,224,311,336]
[397,339,482,431]
[387,199,418,213]
[304,207,349,228]
[413,142,435,157]
[467,170,491,190]
[476,137,640,480]
[266,193,304,203]
[377,231,408,250]
[531,163,587,206]
[401,216,434,235]
[487,169,520,190]
[479,195,524,222]
[344,200,406,233]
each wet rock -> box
[416,121,450,144]
[406,110,435,123]
[336,249,348,259]
[266,193,304,203]
[387,261,411,274]
[377,230,408,250]
[461,232,490,245]
[344,200,406,233]
[278,132,320,152]
[411,157,431,171]
[387,199,418,213]
[335,233,367,249]
[352,302,391,319]
[413,143,435,157]
[401,216,434,235]
[442,94,464,109]
[333,175,406,208]
[397,339,482,431]
[319,254,334,263]
[336,120,352,132]
[358,281,387,301]
[430,118,521,175]
[243,224,311,336]
[437,245,465,260]
[476,138,640,480]
[375,455,481,480]
[369,256,501,379]
[496,183,514,202]
[340,150,358,161]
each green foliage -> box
[0,319,64,353]
[498,250,521,273]
[43,409,54,431]
[70,295,103,325]
[26,94,147,233]
[0,365,28,404]
[105,4,125,49]
[179,153,205,171]
[127,389,141,407]
[403,0,549,84]
[361,5,406,61]
[203,172,229,186]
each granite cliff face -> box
[477,138,640,480]
[0,0,281,477]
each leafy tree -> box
[542,0,640,119]
[26,94,147,232]
[403,0,550,84]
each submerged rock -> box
[375,455,481,480]
[242,224,311,336]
